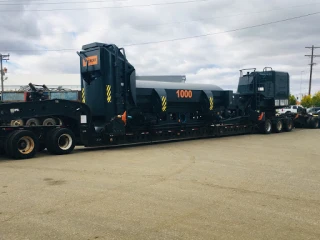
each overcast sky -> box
[1,0,320,97]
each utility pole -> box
[0,53,10,98]
[300,71,304,100]
[305,46,320,95]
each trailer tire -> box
[309,118,319,129]
[10,119,24,127]
[306,117,312,126]
[43,118,57,126]
[261,119,272,134]
[7,130,38,159]
[273,119,283,133]
[26,118,40,126]
[57,118,63,126]
[283,119,293,132]
[46,128,75,155]
[5,131,17,157]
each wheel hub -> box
[265,122,271,132]
[17,136,34,154]
[18,140,27,149]
[58,134,72,150]
[277,121,282,130]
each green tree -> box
[289,94,297,105]
[301,95,313,108]
[312,91,320,107]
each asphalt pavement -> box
[0,129,319,240]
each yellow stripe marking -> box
[81,88,85,103]
[106,85,112,103]
[209,97,214,110]
[161,96,167,112]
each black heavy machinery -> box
[0,42,317,159]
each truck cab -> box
[236,67,289,111]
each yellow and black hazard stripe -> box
[106,85,112,103]
[161,96,167,112]
[209,97,214,110]
[81,88,85,103]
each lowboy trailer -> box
[0,42,318,159]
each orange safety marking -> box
[258,112,264,121]
[82,55,98,67]
[121,111,127,125]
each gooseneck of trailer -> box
[0,42,318,159]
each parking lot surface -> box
[0,129,320,240]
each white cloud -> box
[1,0,320,96]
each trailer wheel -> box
[273,119,283,133]
[309,118,319,129]
[26,118,40,126]
[46,128,75,155]
[261,119,272,134]
[57,118,63,126]
[283,119,293,132]
[43,118,57,126]
[4,131,16,157]
[306,117,312,126]
[10,119,24,126]
[7,130,38,159]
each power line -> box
[5,2,320,38]
[2,11,320,52]
[0,0,128,6]
[127,2,320,27]
[0,0,213,12]
[124,11,320,46]
[0,0,127,2]
[0,0,33,1]
[0,0,63,1]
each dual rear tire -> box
[261,119,272,134]
[308,117,319,129]
[283,119,293,132]
[46,128,75,155]
[273,119,283,133]
[5,130,38,159]
[261,118,293,134]
[4,128,75,159]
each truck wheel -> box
[43,118,57,126]
[5,131,18,157]
[261,119,272,134]
[26,118,40,126]
[10,119,24,126]
[273,119,283,133]
[7,130,38,159]
[57,118,63,126]
[46,128,75,155]
[309,118,319,129]
[283,119,293,132]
